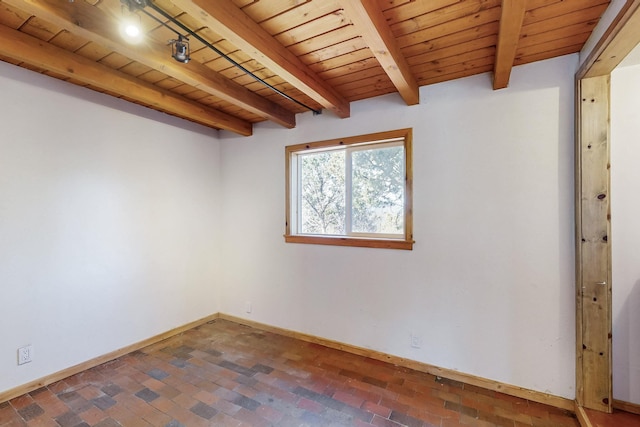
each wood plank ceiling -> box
[0,0,611,136]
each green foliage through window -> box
[300,150,346,234]
[351,145,404,235]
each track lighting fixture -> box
[115,0,320,113]
[120,0,147,12]
[169,35,190,64]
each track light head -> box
[170,36,190,64]
[119,0,145,44]
[120,0,148,12]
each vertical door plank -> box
[575,75,612,413]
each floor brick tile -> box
[234,407,272,427]
[141,406,172,426]
[147,369,169,381]
[78,405,107,425]
[251,364,274,375]
[232,394,261,411]
[433,388,463,405]
[437,376,466,389]
[209,411,243,427]
[218,360,257,377]
[26,388,48,400]
[475,409,516,426]
[27,389,53,403]
[64,396,94,414]
[235,375,259,388]
[412,409,446,427]
[418,401,460,420]
[93,418,122,427]
[353,419,376,427]
[299,409,327,425]
[157,385,181,400]
[390,409,426,427]
[493,404,532,424]
[10,394,34,410]
[54,411,84,427]
[371,414,406,427]
[141,377,166,392]
[379,397,411,415]
[445,401,480,418]
[190,401,218,420]
[296,396,324,413]
[583,408,640,427]
[76,385,103,401]
[0,406,22,425]
[342,404,375,423]
[56,391,79,404]
[17,403,44,422]
[169,359,188,369]
[458,412,501,427]
[333,390,365,408]
[547,410,580,427]
[212,397,242,416]
[254,403,283,423]
[134,388,160,403]
[362,376,389,391]
[32,397,68,419]
[361,400,392,418]
[233,384,259,399]
[26,415,61,427]
[92,395,117,411]
[46,381,70,395]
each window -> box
[285,129,413,250]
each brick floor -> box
[0,319,581,427]
[583,408,640,427]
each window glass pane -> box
[300,150,345,235]
[351,146,404,234]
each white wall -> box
[0,53,581,400]
[611,63,640,405]
[0,61,222,393]
[219,55,578,398]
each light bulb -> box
[125,24,140,38]
[120,18,144,44]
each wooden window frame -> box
[285,128,414,250]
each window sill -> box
[284,234,414,250]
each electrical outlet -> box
[410,333,422,349]
[245,301,252,314]
[18,345,33,365]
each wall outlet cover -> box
[18,345,33,365]
[410,334,422,349]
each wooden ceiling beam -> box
[578,0,640,78]
[338,0,419,105]
[493,0,527,89]
[0,23,252,136]
[172,0,351,119]
[3,0,295,129]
